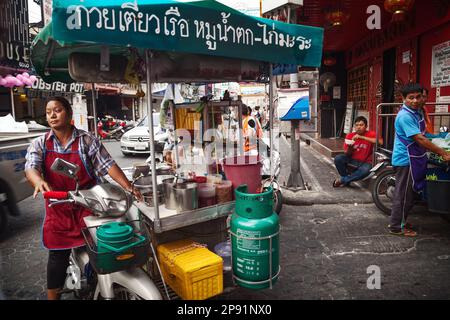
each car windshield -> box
[137,114,160,127]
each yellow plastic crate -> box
[157,239,223,300]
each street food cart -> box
[30,0,324,299]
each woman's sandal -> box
[389,229,417,237]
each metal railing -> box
[374,102,450,164]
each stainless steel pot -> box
[142,190,165,207]
[133,175,165,194]
[163,177,179,210]
[173,182,198,213]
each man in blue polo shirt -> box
[390,83,450,237]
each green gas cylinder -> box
[230,185,280,290]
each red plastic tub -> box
[222,156,262,194]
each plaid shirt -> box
[25,127,116,179]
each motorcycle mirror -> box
[50,158,80,179]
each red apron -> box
[43,133,96,249]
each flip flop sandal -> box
[402,222,414,230]
[333,179,343,188]
[389,229,417,237]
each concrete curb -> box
[281,188,374,206]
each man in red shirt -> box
[333,116,383,187]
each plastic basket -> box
[157,239,223,300]
[81,219,150,275]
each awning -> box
[30,0,324,83]
[84,83,120,94]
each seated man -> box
[333,116,383,187]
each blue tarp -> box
[280,96,310,121]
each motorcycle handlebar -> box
[43,191,69,200]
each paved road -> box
[1,141,450,300]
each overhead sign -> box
[0,40,31,70]
[0,0,31,71]
[50,0,323,67]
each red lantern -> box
[325,9,349,27]
[323,56,337,66]
[384,0,415,22]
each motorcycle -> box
[371,150,450,223]
[97,119,131,141]
[43,158,163,300]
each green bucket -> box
[96,222,136,253]
[235,185,274,219]
[95,222,147,272]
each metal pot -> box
[173,182,198,213]
[133,175,164,194]
[162,177,180,210]
[156,164,173,176]
[142,190,165,207]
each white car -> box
[120,113,168,155]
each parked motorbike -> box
[43,158,162,300]
[97,120,131,141]
[371,150,450,223]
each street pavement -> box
[1,140,449,300]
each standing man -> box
[25,97,141,299]
[242,105,263,155]
[333,116,382,187]
[390,83,450,237]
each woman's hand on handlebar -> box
[33,180,52,199]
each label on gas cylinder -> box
[236,257,262,277]
[236,229,261,250]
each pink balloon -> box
[23,78,33,86]
[16,74,25,82]
[4,75,15,85]
[12,77,22,86]
[29,75,37,82]
[22,72,30,78]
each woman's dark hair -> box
[242,105,249,116]
[400,83,424,98]
[354,116,368,126]
[46,96,73,119]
